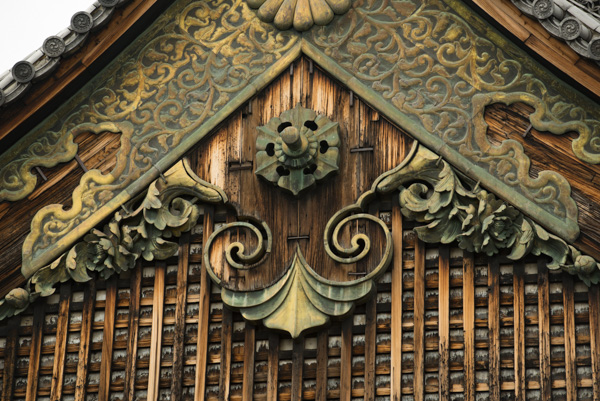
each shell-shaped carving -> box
[247,0,352,31]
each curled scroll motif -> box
[18,0,299,276]
[0,159,226,319]
[0,122,127,202]
[304,0,595,241]
[204,196,392,338]
[376,143,600,286]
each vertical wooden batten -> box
[438,245,450,401]
[413,238,425,401]
[218,307,233,401]
[147,262,166,401]
[316,331,328,400]
[25,303,45,401]
[241,323,255,401]
[195,208,214,401]
[74,280,96,401]
[589,284,600,401]
[1,317,19,401]
[513,262,525,401]
[488,259,500,400]
[123,266,141,401]
[291,339,304,401]
[390,204,403,401]
[267,332,280,401]
[462,253,475,401]
[50,282,71,401]
[98,278,117,401]
[563,275,577,401]
[537,261,551,401]
[364,295,377,401]
[172,233,190,401]
[340,317,353,401]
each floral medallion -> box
[255,104,340,196]
[247,0,352,31]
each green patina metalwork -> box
[0,159,226,320]
[3,0,598,280]
[246,0,353,31]
[377,143,600,285]
[255,104,340,195]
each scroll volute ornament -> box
[255,104,340,196]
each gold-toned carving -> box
[247,0,352,31]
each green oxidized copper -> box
[255,104,340,196]
[376,143,600,286]
[0,159,226,320]
[7,0,600,280]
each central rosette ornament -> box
[255,104,340,196]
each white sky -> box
[0,0,88,73]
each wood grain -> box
[488,259,500,401]
[537,262,551,401]
[267,332,280,401]
[563,275,576,401]
[242,323,255,401]
[390,203,403,401]
[172,234,190,401]
[74,280,96,401]
[50,282,71,401]
[148,262,166,401]
[438,245,450,401]
[513,262,525,401]
[340,318,353,401]
[98,278,117,401]
[413,238,425,401]
[463,253,475,401]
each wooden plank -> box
[563,275,576,401]
[537,263,551,401]
[98,278,117,401]
[195,207,214,401]
[1,317,19,401]
[74,280,96,401]
[488,259,500,401]
[123,265,141,401]
[364,294,377,401]
[513,262,525,401]
[316,331,328,401]
[463,253,475,401]
[589,284,600,401]
[242,324,255,401]
[413,238,425,401]
[340,317,353,401]
[172,233,190,401]
[218,307,233,401]
[438,245,450,401]
[390,203,403,401]
[25,303,45,401]
[291,340,304,401]
[50,282,72,401]
[148,262,166,401]
[267,332,280,401]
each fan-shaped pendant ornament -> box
[255,104,340,196]
[247,0,352,31]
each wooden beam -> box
[74,280,96,401]
[463,253,475,401]
[242,323,256,401]
[172,233,190,401]
[50,282,72,401]
[438,245,450,401]
[148,262,166,401]
[589,284,600,401]
[513,262,525,401]
[563,275,576,401]
[1,317,19,401]
[195,207,214,401]
[123,266,141,401]
[291,340,304,401]
[340,317,353,401]
[316,331,328,400]
[98,278,117,401]
[488,259,500,401]
[390,203,403,401]
[218,307,233,401]
[413,238,425,401]
[537,262,551,401]
[267,332,280,401]
[364,294,377,401]
[25,302,45,401]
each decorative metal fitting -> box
[247,0,352,31]
[255,104,340,196]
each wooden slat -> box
[364,294,377,401]
[413,238,425,401]
[195,208,214,401]
[291,340,304,401]
[219,307,233,401]
[589,284,600,401]
[438,245,450,401]
[563,275,576,401]
[25,302,45,401]
[1,317,19,401]
[242,323,255,401]
[123,265,141,401]
[513,262,525,401]
[463,253,475,401]
[172,233,190,401]
[488,259,500,401]
[316,331,328,401]
[148,262,166,401]
[267,332,279,401]
[537,262,551,401]
[340,318,353,401]
[50,282,72,401]
[390,204,403,401]
[74,280,96,401]
[98,278,117,401]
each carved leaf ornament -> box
[247,0,353,31]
